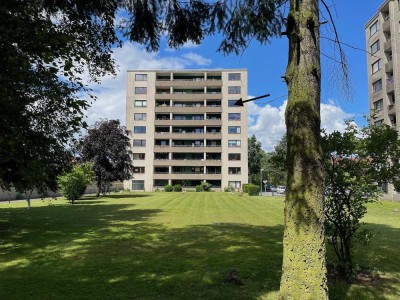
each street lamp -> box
[260,168,264,195]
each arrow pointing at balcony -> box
[234,94,271,106]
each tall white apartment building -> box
[366,0,400,194]
[124,69,249,191]
[366,0,400,128]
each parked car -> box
[277,186,286,194]
[270,185,277,192]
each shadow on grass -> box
[0,203,283,300]
[328,222,400,299]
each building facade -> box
[124,69,249,191]
[366,0,400,195]
[365,0,400,128]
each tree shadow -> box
[0,203,284,299]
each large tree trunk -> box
[279,0,328,299]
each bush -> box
[195,182,212,192]
[242,184,250,193]
[164,184,173,192]
[224,185,235,192]
[245,184,260,196]
[201,182,212,192]
[173,184,182,192]
[58,163,94,204]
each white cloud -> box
[247,99,353,152]
[84,42,212,126]
[165,41,200,52]
[182,52,211,66]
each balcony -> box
[384,39,392,52]
[385,60,393,72]
[386,77,394,93]
[383,18,390,32]
[388,103,396,115]
[156,78,222,88]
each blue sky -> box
[86,0,383,151]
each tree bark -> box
[279,0,328,299]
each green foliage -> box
[164,184,173,192]
[248,135,264,181]
[195,182,212,192]
[244,184,260,196]
[0,0,119,192]
[224,186,235,192]
[323,120,400,281]
[58,163,94,204]
[173,184,182,192]
[264,135,287,186]
[80,120,134,197]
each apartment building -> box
[366,0,400,194]
[366,0,400,128]
[124,69,249,191]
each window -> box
[373,99,383,111]
[133,139,146,147]
[228,167,241,174]
[228,181,241,189]
[135,87,147,94]
[370,21,379,36]
[132,153,146,160]
[228,73,241,81]
[228,100,238,107]
[371,40,380,55]
[371,59,381,74]
[134,100,147,107]
[135,74,147,81]
[373,79,382,93]
[132,180,144,190]
[133,167,145,173]
[228,86,241,94]
[228,113,241,121]
[374,119,384,125]
[228,153,241,161]
[228,126,241,134]
[134,113,146,121]
[228,140,241,147]
[134,126,146,134]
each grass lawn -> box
[0,192,399,299]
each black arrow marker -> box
[234,94,271,106]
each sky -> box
[85,0,383,152]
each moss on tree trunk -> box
[279,0,328,298]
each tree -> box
[264,135,287,186]
[0,0,119,193]
[322,121,400,281]
[2,0,341,296]
[58,163,94,204]
[80,120,134,196]
[248,135,264,183]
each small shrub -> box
[242,184,250,193]
[246,184,260,196]
[195,185,202,192]
[173,184,182,192]
[58,163,94,204]
[154,188,160,192]
[224,186,235,192]
[164,184,173,192]
[201,182,212,192]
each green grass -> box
[0,193,399,299]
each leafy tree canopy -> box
[80,120,134,196]
[0,0,119,191]
[323,121,400,281]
